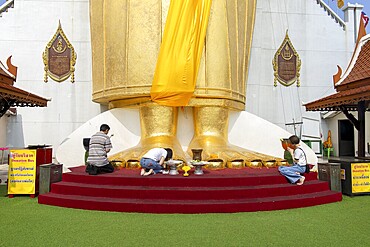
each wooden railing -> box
[0,0,14,17]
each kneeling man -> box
[86,124,114,175]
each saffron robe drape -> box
[150,0,212,106]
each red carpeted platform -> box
[38,166,342,213]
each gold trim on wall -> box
[43,20,77,83]
[272,30,301,87]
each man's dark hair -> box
[100,124,110,132]
[289,135,300,145]
[164,148,173,161]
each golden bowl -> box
[226,160,245,169]
[263,160,276,168]
[126,159,140,169]
[247,160,263,168]
[110,160,126,169]
[205,159,225,169]
[277,160,289,166]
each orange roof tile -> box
[305,34,370,111]
[0,63,13,80]
[304,85,370,111]
[340,40,370,86]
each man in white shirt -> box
[278,135,307,185]
[140,148,173,176]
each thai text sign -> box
[351,163,370,193]
[43,21,76,83]
[8,149,37,195]
[273,30,301,87]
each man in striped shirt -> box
[86,124,114,175]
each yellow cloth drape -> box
[151,0,212,106]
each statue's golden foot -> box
[187,135,281,169]
[109,103,189,168]
[188,106,282,169]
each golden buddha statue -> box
[323,130,333,149]
[89,0,279,168]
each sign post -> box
[351,163,370,193]
[7,149,37,198]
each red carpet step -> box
[38,166,342,213]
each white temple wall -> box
[246,0,356,137]
[0,116,6,148]
[0,0,101,156]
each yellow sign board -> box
[351,163,370,193]
[8,149,37,195]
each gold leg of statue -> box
[90,1,284,170]
[109,103,187,168]
[188,106,281,169]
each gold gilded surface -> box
[206,160,225,170]
[109,103,188,163]
[110,160,126,169]
[192,0,257,108]
[226,160,245,169]
[43,21,76,83]
[90,0,165,105]
[187,106,281,168]
[182,165,191,177]
[90,0,256,109]
[125,160,140,169]
[109,97,245,111]
[263,160,277,168]
[246,160,263,168]
[90,0,104,94]
[277,160,289,167]
[90,1,282,168]
[272,30,301,87]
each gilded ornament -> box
[43,20,77,83]
[92,1,283,169]
[272,30,301,87]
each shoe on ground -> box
[162,170,169,175]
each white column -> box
[343,3,364,43]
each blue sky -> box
[326,0,370,32]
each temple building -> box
[305,30,370,157]
[0,0,368,168]
[0,56,48,147]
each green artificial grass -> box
[1,185,370,247]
